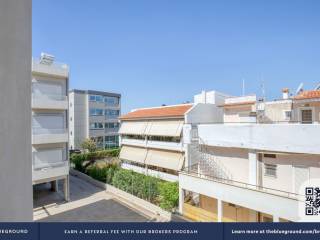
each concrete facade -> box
[0,0,33,221]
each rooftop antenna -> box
[242,78,245,96]
[295,82,304,95]
[314,82,320,90]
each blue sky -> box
[33,0,320,114]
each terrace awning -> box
[145,149,184,171]
[119,145,147,164]
[119,121,148,135]
[145,120,184,137]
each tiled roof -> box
[294,90,320,100]
[218,101,256,107]
[120,104,193,120]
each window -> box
[89,95,96,101]
[264,163,277,177]
[105,135,119,149]
[283,110,292,120]
[105,96,119,106]
[105,122,119,129]
[70,117,72,121]
[301,109,313,124]
[263,154,276,158]
[90,122,104,129]
[70,131,72,136]
[148,136,181,143]
[89,95,103,102]
[105,109,120,118]
[89,108,104,116]
[122,134,145,140]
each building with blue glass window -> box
[69,89,121,150]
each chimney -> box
[282,88,289,99]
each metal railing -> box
[181,163,303,201]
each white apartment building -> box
[32,53,70,201]
[118,91,229,182]
[69,90,121,150]
[179,88,320,222]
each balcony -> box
[197,123,320,154]
[33,165,69,183]
[32,128,68,145]
[32,94,68,110]
[32,59,69,78]
[147,140,183,152]
[179,164,302,221]
[121,138,146,148]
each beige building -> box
[179,88,320,222]
[119,90,229,182]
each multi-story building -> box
[179,88,320,222]
[32,53,70,201]
[69,90,121,150]
[118,91,229,182]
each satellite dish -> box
[295,82,304,94]
[314,83,320,90]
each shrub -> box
[111,169,161,203]
[158,181,179,211]
[70,148,120,173]
[86,161,120,183]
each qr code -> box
[305,187,320,215]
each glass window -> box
[90,122,104,129]
[264,164,277,177]
[105,109,119,117]
[105,96,119,106]
[89,95,104,102]
[89,95,96,101]
[89,108,104,116]
[105,122,119,129]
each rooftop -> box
[119,104,193,120]
[70,89,121,97]
[294,90,320,100]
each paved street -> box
[33,175,160,222]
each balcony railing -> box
[32,151,68,170]
[32,59,69,77]
[32,128,67,135]
[181,163,303,201]
[196,122,320,154]
[32,93,67,101]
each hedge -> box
[111,168,161,204]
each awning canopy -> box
[119,121,148,135]
[145,120,184,137]
[145,149,184,171]
[119,146,147,164]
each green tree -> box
[81,138,97,152]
